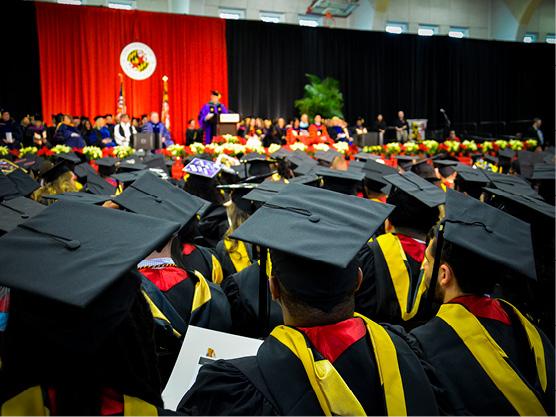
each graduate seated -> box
[410,190,555,416]
[32,159,81,205]
[111,171,232,383]
[178,184,441,416]
[0,201,182,415]
[53,114,86,148]
[357,171,445,328]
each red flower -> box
[37,146,53,156]
[102,147,114,157]
[9,149,20,157]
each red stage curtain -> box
[35,2,228,144]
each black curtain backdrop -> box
[226,20,555,142]
[0,1,42,121]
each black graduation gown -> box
[356,235,431,329]
[410,303,555,416]
[197,204,228,248]
[221,263,283,338]
[176,244,223,284]
[177,321,441,416]
[215,239,254,280]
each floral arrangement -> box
[442,140,460,153]
[166,144,187,158]
[332,141,349,154]
[402,141,419,155]
[313,143,330,152]
[82,146,103,160]
[385,142,401,156]
[525,139,538,150]
[19,147,38,157]
[0,146,9,157]
[113,145,135,159]
[461,140,478,152]
[290,142,307,152]
[481,141,494,153]
[50,144,72,154]
[421,140,439,155]
[268,143,282,154]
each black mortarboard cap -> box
[531,163,555,181]
[95,157,118,176]
[118,157,148,172]
[292,159,318,176]
[142,154,168,172]
[354,152,381,162]
[270,148,292,159]
[7,169,40,197]
[0,196,46,234]
[411,159,439,182]
[84,174,116,195]
[231,183,394,268]
[442,189,536,280]
[288,173,322,187]
[242,181,286,204]
[74,162,98,181]
[498,148,515,160]
[314,150,342,165]
[55,152,81,166]
[39,160,69,183]
[362,159,397,192]
[484,172,540,198]
[42,192,112,206]
[396,155,419,170]
[348,160,365,172]
[517,151,545,179]
[483,187,554,220]
[433,159,458,178]
[483,155,499,165]
[0,200,180,307]
[111,170,148,187]
[383,171,445,207]
[454,164,490,184]
[113,171,204,228]
[0,172,21,200]
[316,167,364,195]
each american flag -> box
[117,73,126,116]
[161,75,170,130]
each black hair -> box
[386,187,440,235]
[429,224,497,295]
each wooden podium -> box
[217,113,240,136]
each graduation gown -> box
[139,259,232,382]
[178,243,224,284]
[178,316,440,416]
[410,297,555,416]
[0,385,177,416]
[197,203,228,248]
[215,237,254,280]
[356,233,430,328]
[198,102,227,144]
[221,262,283,338]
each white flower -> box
[290,142,307,152]
[268,143,282,154]
[313,143,330,152]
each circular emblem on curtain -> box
[120,42,157,80]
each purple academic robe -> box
[198,102,228,144]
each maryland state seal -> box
[119,42,157,80]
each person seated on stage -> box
[0,201,181,415]
[79,117,92,140]
[445,129,461,142]
[104,113,116,138]
[357,171,444,328]
[0,110,22,150]
[328,116,350,142]
[270,117,287,145]
[286,118,301,144]
[138,114,148,132]
[394,110,409,143]
[352,117,368,135]
[141,112,174,148]
[23,115,48,148]
[410,190,554,416]
[71,115,81,132]
[114,114,137,147]
[131,117,140,131]
[53,114,86,148]
[87,116,115,148]
[298,114,311,137]
[178,184,442,416]
[308,114,330,143]
[185,119,204,145]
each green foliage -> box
[294,74,344,119]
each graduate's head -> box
[72,115,81,126]
[120,114,130,123]
[423,190,536,304]
[62,114,72,124]
[398,110,405,119]
[269,249,362,325]
[376,113,383,122]
[149,112,159,124]
[300,113,309,124]
[229,183,394,327]
[188,119,196,128]
[383,171,445,236]
[313,114,322,124]
[277,117,286,128]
